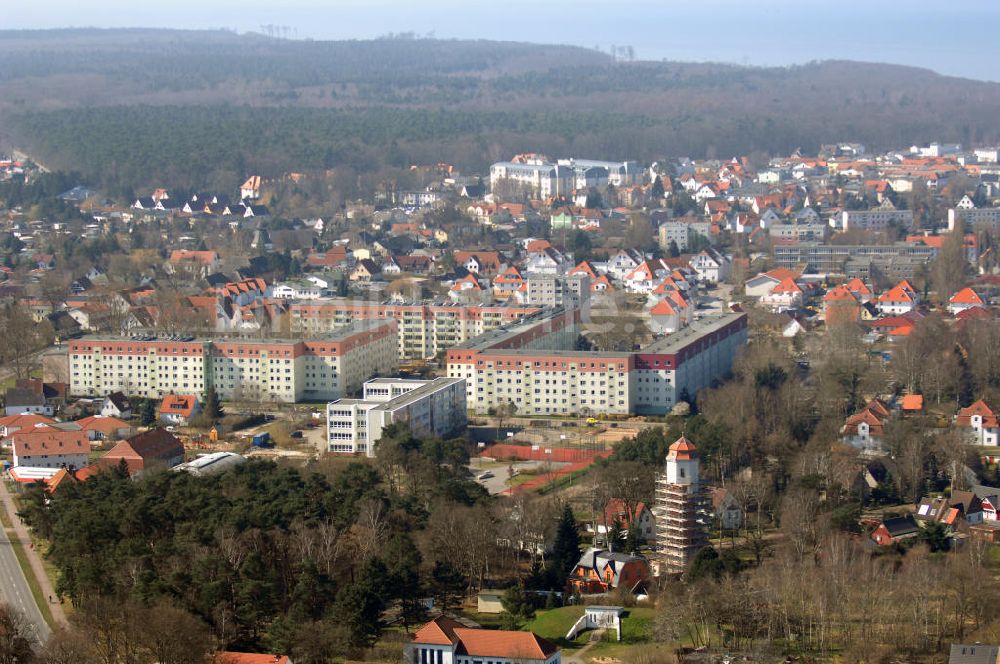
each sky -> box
[6,0,1000,81]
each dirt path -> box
[565,629,605,664]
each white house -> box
[878,281,919,315]
[760,277,804,312]
[688,248,730,283]
[100,392,132,419]
[957,400,1000,446]
[948,287,985,315]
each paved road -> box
[0,523,50,644]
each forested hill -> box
[3,29,1000,191]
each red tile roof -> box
[159,394,198,418]
[667,436,698,461]
[957,400,999,429]
[950,287,984,305]
[213,653,290,664]
[11,430,89,458]
[411,617,558,661]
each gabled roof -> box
[649,299,678,316]
[880,514,919,537]
[900,394,924,412]
[569,261,597,278]
[74,416,130,434]
[958,400,999,429]
[879,284,915,303]
[214,653,289,664]
[412,615,464,646]
[411,617,558,661]
[108,428,184,462]
[159,394,198,418]
[454,627,558,660]
[12,430,88,458]
[770,277,802,295]
[950,287,984,305]
[0,413,57,431]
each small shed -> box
[477,591,504,614]
[567,605,627,641]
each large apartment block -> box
[325,377,467,456]
[948,207,1000,232]
[774,242,937,274]
[835,208,914,232]
[525,274,591,309]
[447,308,746,416]
[67,321,398,403]
[288,300,542,360]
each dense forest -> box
[5,30,1000,191]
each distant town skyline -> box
[5,0,1000,82]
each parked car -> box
[290,430,303,439]
[477,471,494,480]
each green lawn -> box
[524,606,586,645]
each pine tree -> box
[548,504,581,584]
[651,176,665,200]
[139,398,156,426]
[430,560,466,612]
[203,386,223,420]
[499,584,535,630]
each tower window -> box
[680,468,686,478]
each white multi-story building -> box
[448,309,747,417]
[67,321,398,403]
[271,280,328,300]
[489,161,573,198]
[524,274,590,310]
[948,207,1000,232]
[325,377,467,456]
[289,300,542,360]
[556,158,641,187]
[835,208,914,232]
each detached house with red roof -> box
[593,498,656,540]
[760,277,804,312]
[159,394,201,426]
[949,287,986,315]
[744,268,800,298]
[407,616,560,664]
[878,281,919,315]
[842,399,891,452]
[957,400,1000,446]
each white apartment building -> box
[289,301,542,360]
[489,161,573,198]
[525,275,590,310]
[556,158,641,187]
[447,308,748,417]
[67,321,398,403]
[948,207,1000,232]
[835,208,914,232]
[325,377,467,456]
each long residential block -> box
[289,300,542,360]
[447,308,747,416]
[67,320,398,403]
